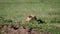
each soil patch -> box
[0,24,52,34]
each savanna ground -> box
[0,0,60,34]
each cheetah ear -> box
[29,14,35,17]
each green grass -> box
[0,0,60,34]
[0,0,60,23]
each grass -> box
[0,0,60,23]
[0,0,60,34]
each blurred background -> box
[0,0,60,23]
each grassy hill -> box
[0,0,60,34]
